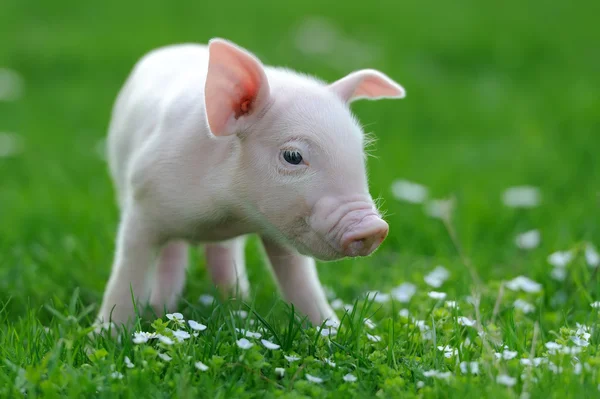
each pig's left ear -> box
[204,38,271,136]
[328,69,406,104]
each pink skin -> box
[307,195,388,259]
[96,37,405,331]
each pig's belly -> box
[181,217,258,244]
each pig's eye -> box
[283,150,303,165]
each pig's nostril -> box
[347,239,365,256]
[343,227,388,257]
[340,215,389,257]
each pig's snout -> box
[340,214,388,257]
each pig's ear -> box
[328,69,405,104]
[204,38,271,136]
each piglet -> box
[96,38,405,329]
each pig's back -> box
[107,44,210,205]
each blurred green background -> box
[0,0,598,320]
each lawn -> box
[1,0,599,397]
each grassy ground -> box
[1,0,599,397]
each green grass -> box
[1,0,599,397]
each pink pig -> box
[96,38,405,328]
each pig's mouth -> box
[292,232,344,261]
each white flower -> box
[367,333,382,342]
[233,310,248,319]
[320,327,337,337]
[445,301,458,309]
[520,357,546,367]
[110,371,124,380]
[158,335,174,345]
[561,346,582,355]
[495,350,518,360]
[496,374,517,386]
[343,304,354,312]
[391,179,428,204]
[548,362,563,374]
[414,320,428,331]
[459,361,479,374]
[325,319,340,328]
[188,320,207,331]
[246,331,262,339]
[261,339,280,350]
[465,295,477,305]
[457,316,476,327]
[399,308,410,317]
[551,268,567,281]
[92,321,116,333]
[173,330,191,341]
[331,298,344,309]
[284,355,301,362]
[423,369,452,380]
[515,230,541,250]
[545,342,561,350]
[166,313,184,322]
[428,291,447,300]
[591,301,600,309]
[364,318,376,329]
[324,358,336,367]
[461,337,473,349]
[570,336,589,347]
[0,68,24,101]
[437,345,458,358]
[305,374,323,383]
[502,186,540,208]
[195,361,209,371]
[0,132,23,158]
[198,294,215,306]
[574,363,583,375]
[124,356,134,369]
[157,353,172,362]
[506,276,542,293]
[585,243,600,267]
[132,331,157,344]
[235,328,261,339]
[514,299,535,314]
[365,290,390,303]
[548,251,574,268]
[236,338,253,349]
[576,323,591,339]
[391,283,417,302]
[343,373,357,382]
[424,266,450,288]
[275,367,285,377]
[324,286,336,300]
[424,198,455,220]
[437,371,452,380]
[416,381,425,388]
[545,342,562,352]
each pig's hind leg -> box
[260,237,338,326]
[204,236,249,300]
[149,240,189,316]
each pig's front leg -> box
[260,237,338,326]
[97,207,159,329]
[204,236,249,300]
[149,240,189,316]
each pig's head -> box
[204,38,405,261]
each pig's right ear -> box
[204,38,271,136]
